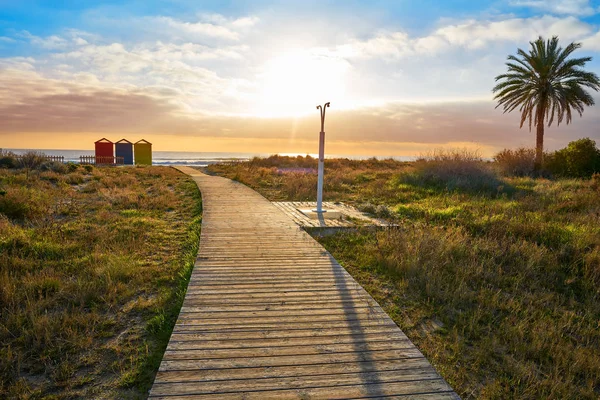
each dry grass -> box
[0,164,201,399]
[206,155,409,203]
[207,155,600,399]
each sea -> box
[5,149,415,167]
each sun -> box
[253,50,350,117]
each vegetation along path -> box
[150,166,458,399]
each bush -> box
[358,202,376,215]
[400,148,504,194]
[592,173,600,190]
[67,163,79,172]
[17,151,47,178]
[17,151,46,170]
[0,150,17,169]
[544,150,569,176]
[40,161,68,174]
[375,204,392,218]
[0,187,50,220]
[0,156,16,169]
[545,138,600,178]
[494,148,536,176]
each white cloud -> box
[324,15,592,61]
[2,10,599,126]
[582,30,600,50]
[509,0,599,16]
[0,57,36,71]
[149,16,241,41]
[432,15,591,48]
[330,31,412,60]
[18,31,69,49]
[230,16,260,28]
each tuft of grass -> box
[399,148,507,195]
[494,147,536,177]
[0,165,201,399]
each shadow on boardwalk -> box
[327,252,387,397]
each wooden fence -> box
[14,155,64,163]
[79,156,124,165]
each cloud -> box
[323,15,593,61]
[2,67,598,155]
[11,36,254,113]
[582,30,600,50]
[429,15,591,49]
[148,16,241,41]
[509,0,599,16]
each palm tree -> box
[493,36,600,170]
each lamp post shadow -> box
[325,251,387,396]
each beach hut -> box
[94,138,114,164]
[115,139,133,165]
[134,139,152,165]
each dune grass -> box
[0,164,201,399]
[207,155,600,399]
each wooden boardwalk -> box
[272,202,388,228]
[150,167,458,399]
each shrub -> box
[40,161,68,174]
[67,163,79,172]
[0,149,17,169]
[545,138,600,178]
[591,173,600,190]
[494,148,536,176]
[65,173,85,185]
[0,187,50,220]
[358,202,376,215]
[544,150,568,176]
[17,151,46,169]
[400,148,504,194]
[17,151,47,178]
[0,154,17,169]
[375,204,392,218]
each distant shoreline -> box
[4,148,419,166]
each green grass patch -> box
[0,165,201,399]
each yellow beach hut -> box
[134,139,152,165]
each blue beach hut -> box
[115,139,133,165]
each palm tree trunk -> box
[534,107,545,172]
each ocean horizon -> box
[5,149,417,167]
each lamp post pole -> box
[314,102,330,213]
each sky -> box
[1,0,600,156]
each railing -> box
[79,156,124,165]
[14,155,64,163]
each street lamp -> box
[314,102,330,213]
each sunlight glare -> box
[253,50,350,117]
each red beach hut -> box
[95,138,114,164]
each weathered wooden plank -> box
[159,348,425,370]
[154,358,432,385]
[173,319,393,333]
[162,339,413,360]
[166,331,409,351]
[151,369,443,395]
[174,312,391,326]
[150,166,457,399]
[169,325,402,342]
[178,300,380,313]
[149,379,456,399]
